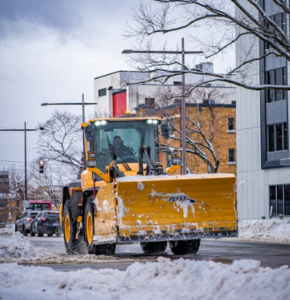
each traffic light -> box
[39,160,44,173]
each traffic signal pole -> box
[0,123,39,200]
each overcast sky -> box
[0,0,234,175]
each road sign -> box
[23,200,29,208]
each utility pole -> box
[0,123,39,201]
[122,39,203,174]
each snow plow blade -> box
[115,173,238,243]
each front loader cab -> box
[83,117,162,182]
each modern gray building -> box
[236,1,290,220]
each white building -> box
[94,63,235,117]
[236,1,290,220]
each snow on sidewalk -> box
[0,258,290,300]
[239,219,290,243]
[0,224,15,235]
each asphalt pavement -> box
[23,235,290,271]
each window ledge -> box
[227,130,236,133]
[228,162,236,165]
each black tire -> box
[30,229,35,237]
[15,224,17,232]
[37,228,44,237]
[47,233,53,237]
[84,198,116,256]
[140,241,167,254]
[169,239,201,255]
[84,199,96,254]
[23,226,27,236]
[94,244,116,256]
[63,200,87,255]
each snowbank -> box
[0,224,14,235]
[0,258,289,300]
[0,232,53,261]
[239,219,290,243]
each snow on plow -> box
[114,173,238,242]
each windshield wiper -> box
[105,132,131,171]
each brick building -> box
[0,171,9,224]
[136,102,236,175]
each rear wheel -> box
[37,228,44,237]
[84,198,116,256]
[140,241,167,254]
[63,200,86,255]
[56,228,61,237]
[169,239,200,255]
[23,226,27,236]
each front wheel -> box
[169,239,201,255]
[63,200,86,255]
[23,226,27,236]
[37,228,44,237]
[140,241,167,254]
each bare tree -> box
[143,85,234,173]
[28,160,66,209]
[37,110,82,177]
[8,167,24,200]
[127,0,290,92]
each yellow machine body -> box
[60,117,238,246]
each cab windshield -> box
[90,120,157,173]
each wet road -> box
[25,235,290,271]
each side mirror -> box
[161,124,170,139]
[84,124,95,141]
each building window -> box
[229,149,235,163]
[166,118,175,137]
[265,67,287,102]
[145,98,155,108]
[166,153,172,168]
[228,118,235,131]
[269,185,290,216]
[267,123,288,152]
[98,88,107,97]
[173,81,182,86]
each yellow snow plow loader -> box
[60,117,238,255]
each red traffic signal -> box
[39,160,44,173]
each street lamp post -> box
[41,93,97,168]
[0,122,39,200]
[122,38,203,174]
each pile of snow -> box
[0,233,148,265]
[1,258,290,300]
[239,219,290,243]
[0,232,54,261]
[0,224,14,235]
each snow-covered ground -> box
[1,257,290,300]
[0,224,14,235]
[239,219,290,243]
[0,233,149,265]
[1,231,290,299]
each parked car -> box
[15,211,39,236]
[30,211,61,237]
